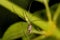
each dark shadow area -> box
[15,37,22,40]
[27,1,45,13]
[49,0,60,6]
[27,0,60,13]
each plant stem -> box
[53,4,60,22]
[43,0,51,22]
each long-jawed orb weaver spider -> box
[12,0,46,39]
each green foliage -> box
[0,0,60,40]
[2,22,28,40]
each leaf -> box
[2,22,28,40]
[2,22,43,40]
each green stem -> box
[53,4,60,22]
[43,0,51,21]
